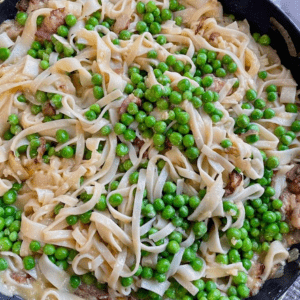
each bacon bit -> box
[209,76,233,96]
[16,0,47,12]
[143,149,149,159]
[133,137,148,158]
[35,8,66,41]
[209,76,224,93]
[119,94,142,114]
[285,229,300,247]
[248,263,265,296]
[28,0,47,12]
[10,271,33,284]
[113,14,131,34]
[165,138,173,151]
[74,284,111,300]
[195,16,208,35]
[16,0,30,11]
[209,32,221,41]
[1,20,24,40]
[36,137,47,163]
[291,203,300,229]
[133,137,145,149]
[224,170,243,196]
[280,188,296,219]
[286,164,300,194]
[114,68,124,75]
[42,102,56,117]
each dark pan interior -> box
[219,1,300,299]
[1,0,300,299]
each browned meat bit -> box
[35,8,66,41]
[42,102,56,117]
[113,14,131,34]
[133,137,149,158]
[17,0,47,12]
[279,188,300,229]
[248,262,265,296]
[285,229,300,247]
[286,164,300,194]
[195,16,208,35]
[35,137,47,163]
[208,75,233,95]
[280,188,296,218]
[0,20,24,40]
[114,68,124,75]
[16,0,30,11]
[28,0,48,12]
[74,284,111,300]
[165,138,173,151]
[210,77,225,93]
[209,32,221,41]
[224,170,243,196]
[133,137,145,149]
[291,203,300,229]
[119,94,142,114]
[143,149,149,159]
[10,271,33,284]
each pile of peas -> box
[252,33,271,46]
[23,241,78,272]
[26,11,79,69]
[0,10,46,62]
[237,86,280,144]
[115,181,211,299]
[84,10,115,37]
[244,155,289,244]
[134,0,184,37]
[0,184,105,291]
[70,272,107,290]
[23,13,87,68]
[211,153,290,299]
[0,183,23,271]
[10,91,66,125]
[271,86,299,151]
[84,72,111,131]
[14,128,76,163]
[113,45,240,161]
[240,82,300,150]
[3,114,23,141]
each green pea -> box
[221,139,232,148]
[3,189,17,205]
[216,254,229,265]
[66,215,79,226]
[0,258,8,270]
[141,267,153,279]
[23,255,35,270]
[109,193,123,207]
[259,34,271,46]
[236,114,250,128]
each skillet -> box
[0,0,300,299]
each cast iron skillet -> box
[1,0,300,299]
